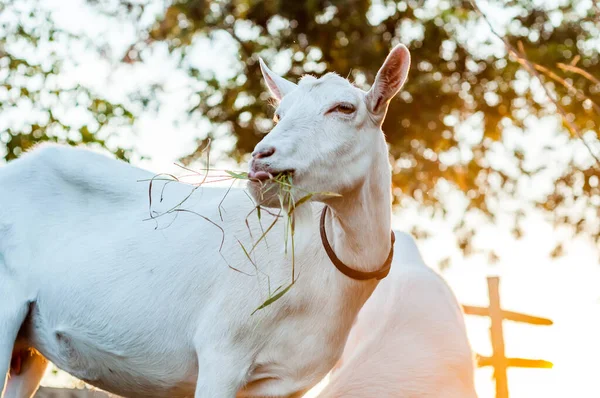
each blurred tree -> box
[113,0,600,256]
[0,0,135,161]
[3,0,600,259]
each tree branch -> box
[469,0,600,168]
[557,62,600,86]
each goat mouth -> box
[248,169,295,183]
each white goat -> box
[318,232,478,398]
[0,44,411,398]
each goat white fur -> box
[318,232,478,398]
[0,44,410,398]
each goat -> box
[317,232,478,398]
[0,44,410,398]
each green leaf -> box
[237,239,258,274]
[319,192,343,198]
[289,193,313,215]
[225,170,249,179]
[251,282,294,315]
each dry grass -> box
[138,144,340,313]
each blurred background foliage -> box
[0,0,136,161]
[1,0,599,261]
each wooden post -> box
[488,277,509,398]
[462,276,553,398]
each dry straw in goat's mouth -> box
[141,163,340,315]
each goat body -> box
[0,43,413,398]
[0,145,369,398]
[319,232,478,398]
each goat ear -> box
[366,44,411,121]
[258,57,297,101]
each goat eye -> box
[273,113,281,123]
[331,103,356,115]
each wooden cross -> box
[462,276,553,398]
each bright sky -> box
[4,0,600,397]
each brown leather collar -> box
[319,206,395,281]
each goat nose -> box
[252,147,275,159]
